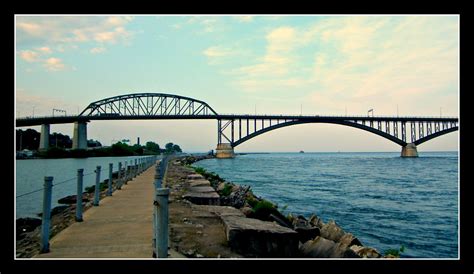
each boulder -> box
[188,186,216,193]
[350,245,382,258]
[294,226,320,243]
[221,215,299,257]
[338,233,362,247]
[300,236,358,258]
[308,214,324,229]
[320,220,346,242]
[16,217,42,239]
[240,206,253,217]
[220,186,250,209]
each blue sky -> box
[15,15,459,152]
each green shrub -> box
[384,245,405,257]
[221,183,233,196]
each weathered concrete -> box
[187,174,205,180]
[34,163,183,258]
[401,143,418,157]
[182,192,220,205]
[190,205,245,218]
[189,180,211,187]
[320,220,346,243]
[215,143,234,159]
[221,215,299,257]
[72,121,88,150]
[187,186,215,193]
[39,124,50,151]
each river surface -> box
[193,151,458,258]
[15,155,159,219]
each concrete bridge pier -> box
[401,143,418,157]
[39,124,50,151]
[72,121,88,150]
[215,143,234,158]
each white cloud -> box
[19,50,39,62]
[43,57,65,71]
[36,46,52,54]
[203,46,232,57]
[90,47,106,54]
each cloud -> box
[19,50,39,62]
[16,16,135,47]
[218,16,458,116]
[36,46,52,54]
[43,57,65,71]
[90,47,106,54]
[234,16,253,23]
[203,46,232,57]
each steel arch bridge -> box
[217,116,459,148]
[15,92,459,156]
[79,93,218,117]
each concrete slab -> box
[221,215,299,257]
[182,192,220,205]
[187,186,215,193]
[187,174,204,180]
[188,179,211,187]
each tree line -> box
[16,129,182,158]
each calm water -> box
[194,151,459,258]
[15,155,159,219]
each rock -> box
[338,233,362,247]
[191,205,245,218]
[16,217,42,239]
[217,182,226,192]
[269,214,292,229]
[294,226,320,243]
[37,205,69,217]
[220,185,250,209]
[309,214,324,229]
[240,206,253,217]
[320,220,345,242]
[221,215,299,257]
[300,236,357,258]
[57,194,90,204]
[350,245,382,258]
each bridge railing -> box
[153,155,171,258]
[216,113,459,119]
[16,155,158,253]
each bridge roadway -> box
[16,114,457,127]
[34,162,183,258]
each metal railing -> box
[18,155,158,253]
[153,155,171,258]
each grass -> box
[384,245,405,257]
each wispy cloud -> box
[19,50,39,62]
[216,16,458,115]
[43,57,66,71]
[90,47,106,54]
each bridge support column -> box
[401,143,418,157]
[72,122,88,150]
[39,124,50,151]
[215,143,234,159]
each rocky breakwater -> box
[178,155,386,258]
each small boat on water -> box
[299,150,304,153]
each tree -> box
[145,141,160,153]
[165,142,174,152]
[172,144,182,153]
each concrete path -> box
[35,163,184,259]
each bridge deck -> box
[34,163,183,258]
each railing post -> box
[155,188,170,258]
[76,169,84,222]
[107,163,113,196]
[134,159,138,177]
[124,161,128,184]
[117,162,122,190]
[93,166,101,206]
[154,163,162,188]
[40,176,53,253]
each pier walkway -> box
[35,163,183,258]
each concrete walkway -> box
[35,163,184,259]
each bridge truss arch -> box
[79,93,219,117]
[217,117,459,148]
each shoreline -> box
[16,154,397,258]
